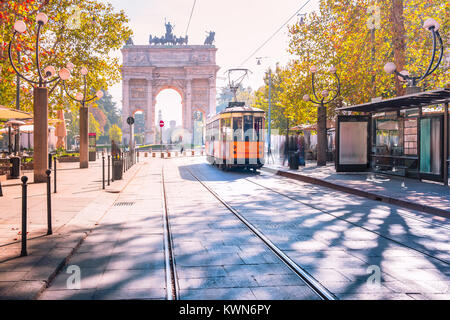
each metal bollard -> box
[48,153,52,169]
[53,156,57,193]
[107,155,111,186]
[46,170,52,235]
[0,181,3,197]
[21,176,28,257]
[102,155,105,190]
[111,154,115,183]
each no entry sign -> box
[159,120,165,128]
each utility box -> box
[89,133,97,162]
[288,151,299,170]
[112,158,123,180]
[9,156,21,178]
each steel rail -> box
[185,167,337,301]
[161,166,180,300]
[245,177,450,266]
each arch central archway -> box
[155,88,182,144]
[121,44,219,144]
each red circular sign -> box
[159,120,165,128]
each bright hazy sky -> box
[103,0,320,126]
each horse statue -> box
[204,31,215,45]
[149,21,189,45]
[175,35,189,45]
[126,36,134,46]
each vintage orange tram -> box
[206,102,265,171]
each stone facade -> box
[121,45,219,144]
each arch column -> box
[145,78,154,144]
[209,76,216,116]
[184,79,192,131]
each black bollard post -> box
[53,156,57,194]
[46,170,52,235]
[111,154,115,183]
[107,155,111,186]
[48,153,52,169]
[102,155,105,190]
[0,180,3,197]
[20,176,28,257]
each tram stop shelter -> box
[335,87,449,185]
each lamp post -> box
[383,18,444,95]
[61,65,103,168]
[256,57,273,161]
[8,13,65,183]
[303,65,341,167]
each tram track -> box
[243,176,450,266]
[184,167,337,301]
[161,166,180,300]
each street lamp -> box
[8,13,65,182]
[256,57,273,162]
[61,65,103,168]
[303,65,341,167]
[383,18,444,94]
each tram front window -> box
[244,115,253,142]
[254,117,263,142]
[233,117,243,141]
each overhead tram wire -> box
[238,0,312,68]
[185,0,197,37]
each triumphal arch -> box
[121,23,219,144]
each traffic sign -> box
[159,120,165,128]
[127,116,135,125]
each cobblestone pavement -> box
[163,160,319,300]
[181,157,450,300]
[0,158,139,299]
[3,156,448,300]
[265,161,449,213]
[38,161,166,300]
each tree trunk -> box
[391,0,406,96]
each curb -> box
[262,167,450,219]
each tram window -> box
[211,120,219,141]
[244,115,253,142]
[254,117,263,142]
[233,117,243,141]
[221,118,231,142]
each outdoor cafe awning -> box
[0,106,32,120]
[337,88,450,113]
[0,125,55,134]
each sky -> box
[102,0,320,126]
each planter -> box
[21,162,34,170]
[58,156,80,163]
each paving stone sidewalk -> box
[263,162,449,215]
[0,159,141,299]
[38,160,166,300]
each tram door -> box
[419,116,443,181]
[336,115,371,172]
